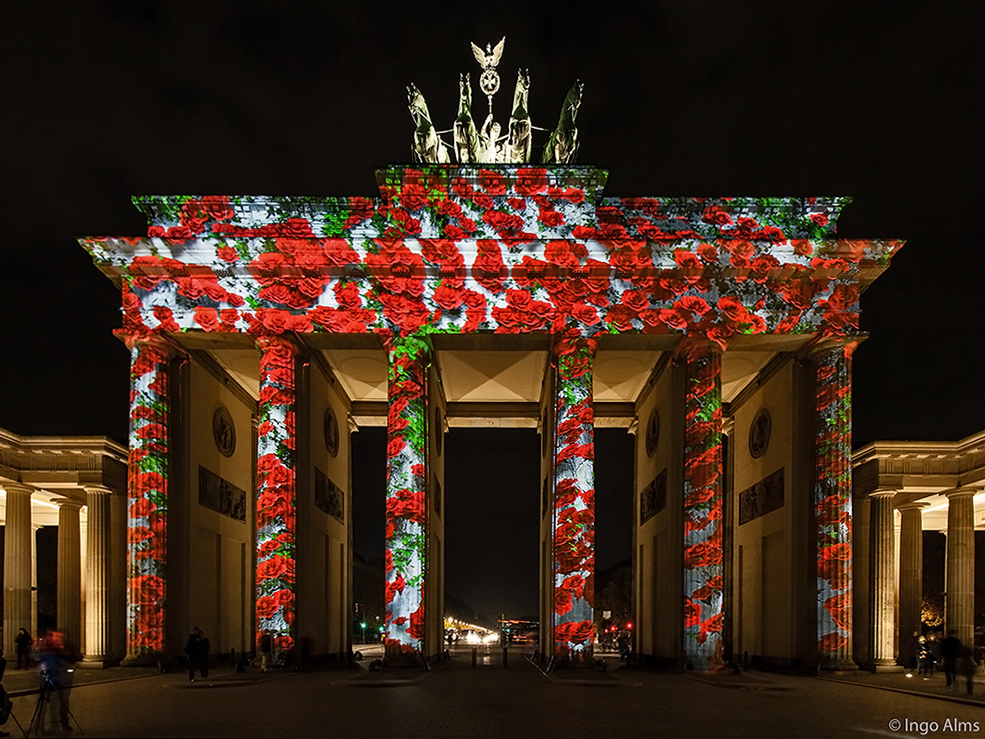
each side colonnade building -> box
[853,433,985,669]
[0,428,127,666]
[64,162,903,672]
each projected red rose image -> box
[813,342,856,663]
[85,166,896,667]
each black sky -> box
[3,2,984,619]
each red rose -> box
[257,554,292,582]
[514,168,548,196]
[398,184,427,211]
[387,435,407,458]
[824,592,852,631]
[433,284,465,310]
[702,206,731,226]
[554,587,573,615]
[131,575,165,605]
[257,595,278,619]
[478,170,506,196]
[538,208,565,228]
[684,598,702,628]
[684,541,722,569]
[818,632,847,653]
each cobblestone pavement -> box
[4,654,985,739]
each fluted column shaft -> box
[897,503,926,664]
[868,490,896,665]
[552,337,597,664]
[383,338,428,665]
[56,499,84,657]
[680,340,723,672]
[945,488,976,646]
[84,485,113,664]
[3,483,34,659]
[255,336,298,665]
[812,341,857,669]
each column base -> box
[863,660,904,673]
[819,659,859,673]
[77,657,121,669]
[121,652,167,668]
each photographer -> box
[37,629,72,734]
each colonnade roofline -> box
[0,426,128,501]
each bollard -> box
[472,646,477,669]
[502,647,508,668]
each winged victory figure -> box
[471,37,505,72]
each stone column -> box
[383,336,429,665]
[852,493,872,666]
[812,340,857,670]
[254,336,299,665]
[551,337,597,664]
[124,338,171,663]
[945,488,976,646]
[56,498,84,658]
[680,340,724,672]
[82,485,114,666]
[31,524,40,643]
[868,489,896,668]
[897,502,927,665]
[3,483,34,659]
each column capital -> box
[253,333,301,355]
[946,487,979,499]
[804,335,863,361]
[53,497,85,510]
[116,330,175,356]
[868,487,897,499]
[83,484,116,497]
[2,482,36,496]
[896,501,929,512]
[672,336,720,362]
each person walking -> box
[196,629,210,680]
[258,630,273,673]
[940,630,961,688]
[958,644,976,696]
[185,627,210,681]
[14,629,32,670]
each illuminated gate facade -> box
[81,164,900,670]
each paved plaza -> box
[1,647,983,738]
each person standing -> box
[258,630,273,673]
[196,629,210,680]
[37,630,72,734]
[14,629,32,670]
[940,630,961,688]
[185,627,210,681]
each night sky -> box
[3,3,984,620]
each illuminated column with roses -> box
[384,336,429,664]
[254,335,299,664]
[552,337,596,663]
[680,340,724,672]
[812,340,857,669]
[124,338,171,663]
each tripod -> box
[25,670,83,737]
